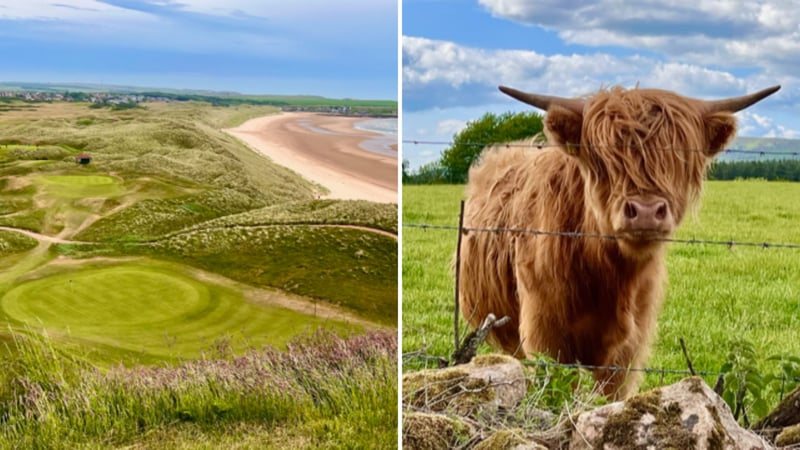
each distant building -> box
[75,153,92,165]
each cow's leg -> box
[594,342,642,400]
[517,290,572,361]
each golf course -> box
[0,100,397,448]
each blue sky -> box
[0,1,397,99]
[403,0,800,169]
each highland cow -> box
[459,85,780,398]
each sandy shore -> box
[224,112,397,203]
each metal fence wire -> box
[403,198,800,393]
[403,222,800,250]
[402,139,800,158]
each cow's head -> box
[500,84,779,257]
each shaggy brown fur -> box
[459,86,745,398]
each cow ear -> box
[704,112,737,157]
[544,105,583,155]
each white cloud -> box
[168,0,395,19]
[478,0,800,73]
[736,111,798,138]
[436,119,467,137]
[403,36,795,104]
[0,0,154,22]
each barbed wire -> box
[402,351,800,384]
[403,222,800,250]
[402,140,800,157]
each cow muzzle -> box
[617,196,674,239]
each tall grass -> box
[0,327,397,449]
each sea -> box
[355,118,398,157]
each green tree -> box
[440,111,544,183]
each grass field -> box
[403,181,800,416]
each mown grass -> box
[0,260,358,364]
[0,328,397,449]
[402,181,800,405]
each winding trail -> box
[0,226,91,245]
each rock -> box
[569,377,772,449]
[775,423,800,447]
[402,412,472,450]
[473,429,547,450]
[403,354,527,416]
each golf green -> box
[38,175,123,198]
[1,263,354,361]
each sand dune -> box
[224,112,397,203]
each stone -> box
[775,423,800,447]
[569,377,772,449]
[402,412,472,450]
[403,354,527,416]
[472,429,547,450]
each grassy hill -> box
[0,100,397,447]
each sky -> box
[402,0,800,169]
[0,0,398,99]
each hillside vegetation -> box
[0,100,397,447]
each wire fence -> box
[402,350,800,392]
[404,199,800,401]
[403,222,800,250]
[402,139,800,158]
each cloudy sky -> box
[403,0,800,169]
[0,1,397,99]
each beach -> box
[224,112,397,203]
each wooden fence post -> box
[454,200,465,354]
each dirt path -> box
[0,226,91,245]
[186,266,382,330]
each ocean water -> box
[355,118,398,136]
[356,118,397,157]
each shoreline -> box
[224,112,397,203]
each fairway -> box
[1,261,358,362]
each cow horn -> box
[499,85,585,115]
[703,85,781,113]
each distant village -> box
[0,90,396,117]
[0,90,173,104]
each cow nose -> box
[623,198,670,231]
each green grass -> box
[75,189,261,242]
[1,260,358,364]
[194,199,399,234]
[38,174,124,198]
[0,230,38,257]
[134,225,397,325]
[0,100,397,446]
[402,181,800,394]
[0,328,397,449]
[0,100,397,352]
